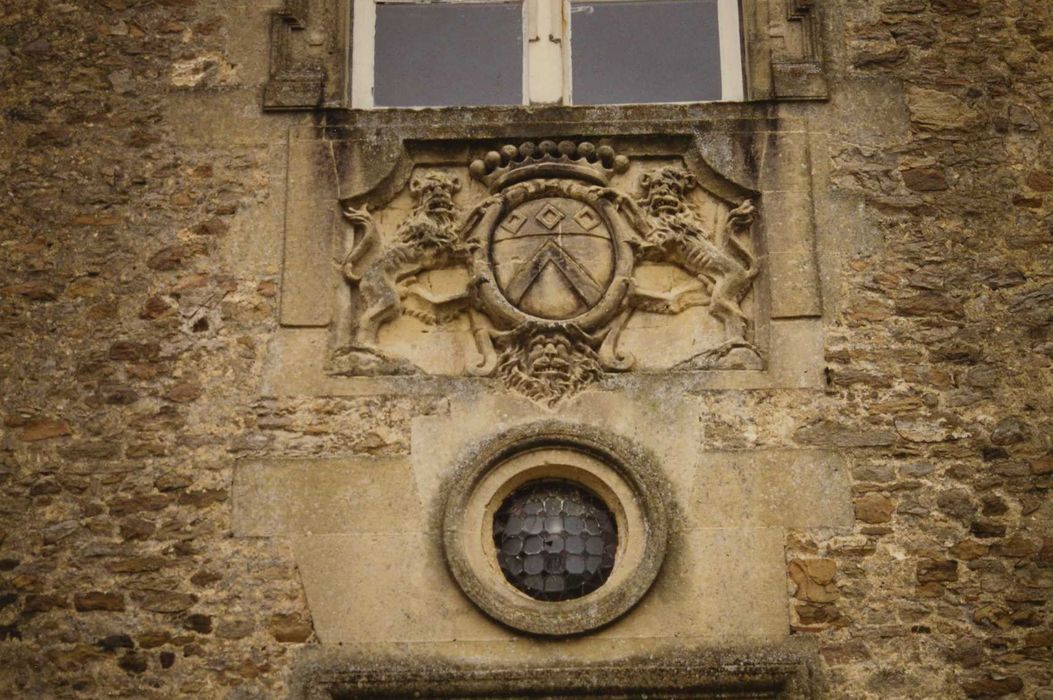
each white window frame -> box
[351,0,743,109]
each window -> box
[351,0,744,108]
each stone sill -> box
[315,101,818,136]
[290,641,822,700]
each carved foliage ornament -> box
[330,141,761,405]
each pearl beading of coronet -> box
[469,140,631,192]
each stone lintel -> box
[290,640,821,699]
[233,446,849,539]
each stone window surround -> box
[441,423,671,636]
[258,4,837,692]
[351,0,745,107]
[263,0,828,111]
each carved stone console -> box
[754,0,829,99]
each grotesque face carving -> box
[639,167,697,216]
[495,329,604,408]
[397,172,463,250]
[409,172,461,221]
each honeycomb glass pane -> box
[493,480,617,601]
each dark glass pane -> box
[493,480,618,602]
[374,3,523,107]
[570,0,724,104]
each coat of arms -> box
[329,141,761,406]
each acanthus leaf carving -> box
[327,141,764,406]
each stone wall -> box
[0,0,1050,698]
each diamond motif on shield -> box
[535,203,566,231]
[501,211,528,235]
[573,207,601,232]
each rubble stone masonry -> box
[0,0,1051,697]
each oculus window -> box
[493,480,618,602]
[351,0,744,108]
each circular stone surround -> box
[442,423,670,636]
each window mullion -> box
[717,0,744,101]
[351,0,376,108]
[562,0,571,104]
[525,0,566,105]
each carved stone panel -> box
[258,119,835,691]
[272,118,826,402]
[321,140,765,406]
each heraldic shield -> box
[329,140,762,406]
[490,195,616,322]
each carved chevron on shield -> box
[504,238,606,309]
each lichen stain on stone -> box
[170,53,238,89]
